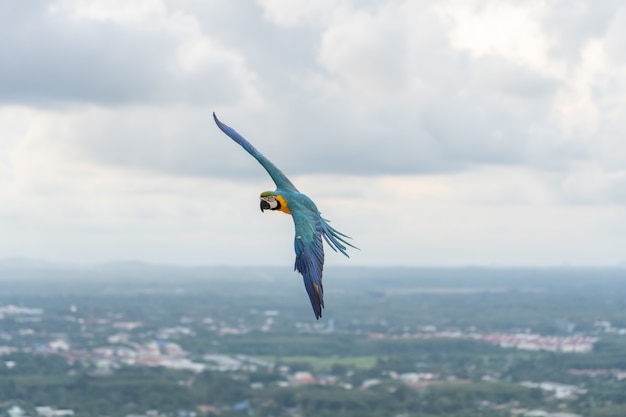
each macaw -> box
[213,113,357,319]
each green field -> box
[260,355,378,371]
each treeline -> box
[259,382,540,417]
[503,337,626,383]
[2,347,626,417]
[208,333,502,357]
[0,366,251,416]
[0,365,542,417]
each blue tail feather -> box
[319,218,359,257]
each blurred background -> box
[1,1,625,416]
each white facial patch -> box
[261,195,279,209]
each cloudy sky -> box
[1,0,626,267]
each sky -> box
[1,0,626,267]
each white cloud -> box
[51,0,169,23]
[444,1,559,76]
[1,0,626,266]
[318,6,409,97]
[559,165,626,204]
[301,169,626,267]
[257,0,347,27]
[0,105,288,264]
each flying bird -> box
[213,113,357,319]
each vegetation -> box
[0,265,624,416]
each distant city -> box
[0,302,612,374]
[0,263,624,417]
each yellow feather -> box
[275,195,291,214]
[313,283,320,300]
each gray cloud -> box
[471,55,559,98]
[557,168,626,205]
[541,0,619,62]
[0,1,249,106]
[2,1,626,267]
[3,0,626,183]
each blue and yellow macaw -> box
[213,113,357,319]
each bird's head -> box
[260,191,290,214]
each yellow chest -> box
[276,195,291,215]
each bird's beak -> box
[260,200,270,212]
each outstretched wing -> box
[213,113,298,192]
[291,206,326,320]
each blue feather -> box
[213,113,298,192]
[294,236,325,319]
[213,113,358,320]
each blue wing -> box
[292,206,326,319]
[213,113,299,192]
[290,194,358,319]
